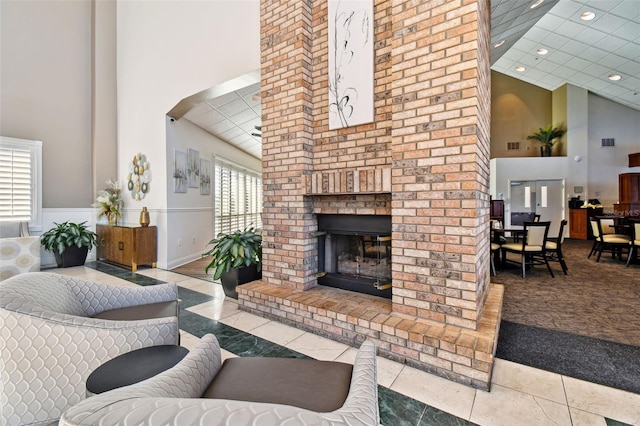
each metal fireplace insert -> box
[316,214,391,299]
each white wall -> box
[165,117,261,269]
[0,0,93,208]
[116,0,260,269]
[490,157,568,229]
[587,93,640,207]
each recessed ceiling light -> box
[608,74,621,81]
[530,0,544,9]
[494,40,506,48]
[580,11,596,20]
[515,66,526,72]
[536,48,548,55]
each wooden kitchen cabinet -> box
[569,208,603,240]
[97,225,157,271]
[614,173,640,216]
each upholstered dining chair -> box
[590,217,631,262]
[545,219,568,274]
[501,221,554,278]
[0,272,180,426]
[626,222,640,267]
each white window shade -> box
[0,137,42,229]
[214,158,262,236]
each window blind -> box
[214,159,262,236]
[0,146,33,221]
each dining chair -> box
[545,219,568,274]
[501,221,554,278]
[592,217,631,262]
[626,222,640,267]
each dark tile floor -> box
[85,261,636,426]
[86,261,473,426]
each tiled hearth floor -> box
[48,263,639,426]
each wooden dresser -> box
[96,225,157,271]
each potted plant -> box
[92,178,123,225]
[203,227,262,299]
[40,221,98,267]
[526,124,565,157]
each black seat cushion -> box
[92,301,178,321]
[202,357,353,412]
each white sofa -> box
[0,272,180,426]
[60,334,380,426]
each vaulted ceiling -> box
[180,0,639,159]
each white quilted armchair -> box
[0,272,180,426]
[60,334,380,426]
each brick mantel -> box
[247,0,503,390]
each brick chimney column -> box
[260,0,317,290]
[390,0,492,330]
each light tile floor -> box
[52,265,640,426]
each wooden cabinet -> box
[569,208,603,240]
[614,173,640,216]
[97,225,157,271]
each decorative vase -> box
[108,214,118,226]
[139,207,150,227]
[541,145,552,157]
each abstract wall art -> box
[328,0,374,130]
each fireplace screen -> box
[316,215,392,298]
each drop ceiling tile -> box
[614,21,640,41]
[542,75,567,89]
[579,46,609,62]
[587,78,612,91]
[606,84,632,96]
[610,1,640,20]
[570,73,595,86]
[535,59,561,73]
[552,66,578,79]
[539,32,572,49]
[548,1,582,18]
[616,60,640,76]
[575,28,607,45]
[216,98,249,117]
[240,117,261,133]
[546,50,575,65]
[190,110,226,128]
[586,1,621,13]
[236,83,260,97]
[228,108,259,126]
[614,43,640,61]
[183,102,214,119]
[564,56,592,71]
[599,54,631,69]
[559,39,590,56]
[230,134,254,145]
[208,91,239,108]
[618,76,640,91]
[219,126,245,139]
[582,63,610,78]
[550,19,585,38]
[206,119,235,134]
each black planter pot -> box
[54,245,89,268]
[540,145,552,157]
[219,264,261,299]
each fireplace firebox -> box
[316,215,392,298]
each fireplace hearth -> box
[316,214,392,298]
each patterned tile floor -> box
[49,263,640,426]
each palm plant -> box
[526,124,565,148]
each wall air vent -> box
[601,138,615,147]
[507,141,520,151]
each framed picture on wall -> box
[328,0,374,130]
[173,150,188,193]
[200,158,211,195]
[188,148,200,188]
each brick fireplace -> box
[238,0,504,390]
